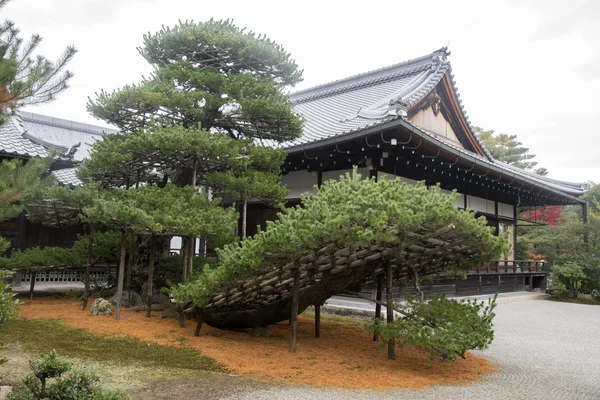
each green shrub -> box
[367,294,497,361]
[7,350,128,400]
[0,280,18,325]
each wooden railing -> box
[469,260,545,274]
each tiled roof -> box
[282,48,451,149]
[52,167,82,187]
[281,48,585,199]
[0,114,50,158]
[19,111,118,161]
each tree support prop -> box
[289,268,300,353]
[82,225,93,311]
[146,238,154,318]
[115,232,127,321]
[29,271,36,300]
[315,304,320,338]
[373,274,383,342]
[194,310,204,337]
[386,264,395,360]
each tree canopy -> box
[87,19,303,142]
[475,126,548,176]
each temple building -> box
[0,47,586,295]
[0,111,116,249]
[247,47,586,295]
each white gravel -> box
[221,300,600,400]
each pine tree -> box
[0,0,77,124]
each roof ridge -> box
[19,111,117,136]
[290,47,449,104]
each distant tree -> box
[0,0,77,124]
[475,127,548,176]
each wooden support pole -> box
[187,237,195,278]
[115,232,127,321]
[315,304,321,338]
[146,238,154,318]
[194,310,204,336]
[178,305,185,328]
[289,268,301,353]
[82,225,93,310]
[386,264,395,360]
[126,233,135,307]
[373,275,383,342]
[181,237,188,282]
[29,271,36,300]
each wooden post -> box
[126,233,135,307]
[146,238,154,318]
[241,199,248,239]
[373,275,383,342]
[497,274,501,294]
[28,271,36,300]
[181,237,188,282]
[194,309,204,336]
[289,268,301,353]
[187,237,195,278]
[115,232,127,321]
[386,264,395,360]
[82,225,94,310]
[315,304,321,338]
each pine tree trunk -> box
[386,264,395,360]
[187,237,195,278]
[146,238,154,318]
[181,237,188,282]
[289,267,300,353]
[241,198,248,239]
[126,234,135,308]
[115,232,127,321]
[82,224,94,311]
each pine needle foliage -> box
[87,19,303,142]
[0,157,53,221]
[174,171,507,307]
[0,9,76,124]
[84,184,237,243]
[367,294,497,361]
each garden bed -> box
[16,297,496,390]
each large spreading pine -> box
[85,19,303,240]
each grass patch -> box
[0,319,226,373]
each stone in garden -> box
[91,298,112,316]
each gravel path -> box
[220,300,600,400]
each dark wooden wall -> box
[1,214,81,252]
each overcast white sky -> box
[3,0,599,182]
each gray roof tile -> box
[0,115,50,158]
[52,167,82,187]
[19,111,118,161]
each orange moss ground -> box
[18,298,496,390]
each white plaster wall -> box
[499,202,515,218]
[282,170,318,199]
[467,195,496,214]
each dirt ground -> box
[17,298,496,390]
